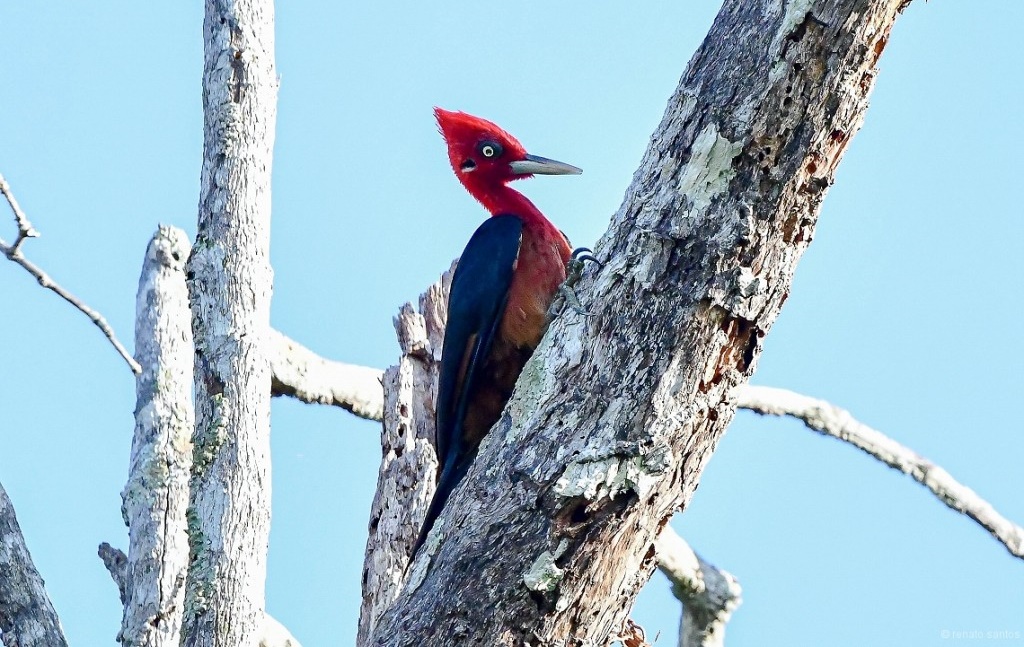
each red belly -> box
[461,222,571,447]
[501,223,571,349]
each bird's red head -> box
[435,107,581,214]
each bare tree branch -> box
[0,243,139,374]
[267,338,1024,565]
[358,269,452,645]
[102,225,302,646]
[258,615,302,647]
[735,385,1024,560]
[656,526,741,647]
[0,173,39,254]
[98,542,129,605]
[356,268,744,647]
[4,167,381,416]
[270,330,383,421]
[262,291,1018,641]
[0,172,141,375]
[0,480,69,647]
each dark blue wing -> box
[413,214,522,555]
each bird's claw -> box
[550,247,603,318]
[571,247,603,270]
[566,247,603,284]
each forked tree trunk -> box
[368,0,911,644]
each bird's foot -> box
[555,282,591,317]
[550,247,602,318]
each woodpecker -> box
[413,108,583,555]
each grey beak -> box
[509,153,582,176]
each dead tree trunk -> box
[120,227,194,646]
[181,0,278,644]
[368,0,911,644]
[358,269,452,644]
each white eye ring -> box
[481,144,497,158]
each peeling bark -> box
[266,332,1024,567]
[181,0,278,644]
[118,227,195,646]
[357,267,749,647]
[358,267,453,645]
[369,0,911,644]
[0,481,68,647]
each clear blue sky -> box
[2,2,1022,645]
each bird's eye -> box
[478,141,503,159]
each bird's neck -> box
[476,183,571,266]
[473,183,549,227]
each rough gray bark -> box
[181,0,278,644]
[369,0,911,644]
[102,544,301,647]
[357,270,742,647]
[99,542,130,605]
[118,227,195,646]
[0,481,69,647]
[656,527,740,647]
[358,268,453,645]
[267,332,1024,563]
[266,330,1024,567]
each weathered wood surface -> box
[270,329,384,421]
[358,267,452,645]
[368,0,911,644]
[119,227,195,646]
[737,386,1024,560]
[657,526,741,647]
[357,267,752,647]
[181,0,279,644]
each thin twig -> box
[735,384,1024,560]
[0,172,39,254]
[1,173,141,374]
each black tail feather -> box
[410,457,470,559]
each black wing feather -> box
[413,214,523,555]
